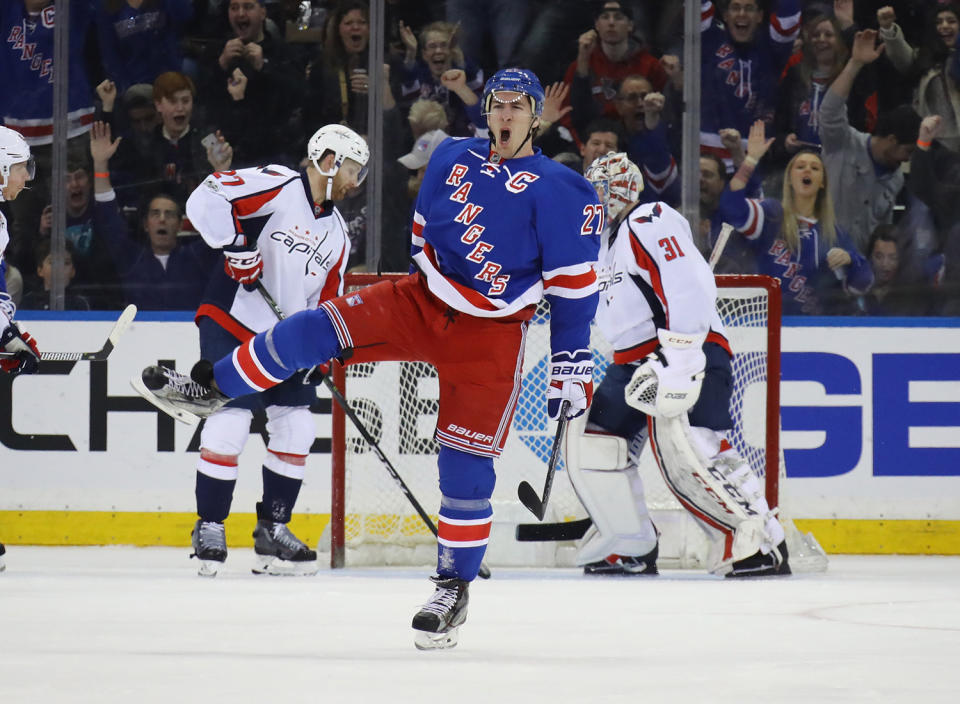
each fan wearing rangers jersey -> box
[162,124,367,577]
[578,152,790,578]
[136,68,601,648]
[0,126,40,573]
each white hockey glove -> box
[223,245,263,288]
[624,329,706,418]
[0,291,16,324]
[547,350,593,420]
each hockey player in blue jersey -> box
[135,68,602,649]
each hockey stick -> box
[517,400,570,521]
[255,283,492,579]
[707,222,734,272]
[1,304,137,361]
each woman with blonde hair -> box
[718,120,872,314]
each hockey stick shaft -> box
[707,222,733,272]
[0,304,137,361]
[517,400,570,520]
[256,283,491,579]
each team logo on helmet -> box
[482,68,545,117]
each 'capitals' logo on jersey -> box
[269,228,333,275]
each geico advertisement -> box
[1,315,959,519]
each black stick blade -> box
[516,517,592,542]
[517,480,546,520]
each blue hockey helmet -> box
[482,68,545,117]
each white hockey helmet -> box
[586,151,644,221]
[307,124,370,184]
[0,126,35,199]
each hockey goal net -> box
[325,273,783,569]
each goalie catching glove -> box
[548,349,593,420]
[625,329,706,418]
[223,245,263,287]
[0,322,40,375]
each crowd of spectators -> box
[0,0,957,315]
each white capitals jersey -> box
[186,165,349,334]
[1,209,13,328]
[595,201,730,365]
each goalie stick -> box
[514,224,735,540]
[0,304,137,362]
[517,400,570,521]
[255,283,492,580]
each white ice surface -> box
[1,548,958,704]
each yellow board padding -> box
[793,519,960,555]
[2,512,959,554]
[0,511,330,547]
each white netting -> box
[329,278,779,568]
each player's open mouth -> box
[499,129,511,144]
[801,177,812,186]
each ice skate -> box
[583,543,659,576]
[726,540,791,578]
[251,520,318,576]
[0,542,6,572]
[191,520,227,577]
[131,361,228,425]
[412,575,469,650]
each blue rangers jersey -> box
[718,192,873,315]
[1,1,95,145]
[410,136,601,356]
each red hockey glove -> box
[223,246,263,286]
[0,324,41,375]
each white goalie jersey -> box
[186,165,350,334]
[595,201,729,363]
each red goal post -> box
[327,273,783,569]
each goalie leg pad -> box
[648,414,775,569]
[565,415,658,567]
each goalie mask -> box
[307,124,370,199]
[586,151,643,221]
[0,126,35,201]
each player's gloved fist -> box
[223,246,263,288]
[303,362,331,385]
[625,329,706,418]
[547,350,593,420]
[0,323,41,375]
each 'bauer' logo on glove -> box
[547,349,593,420]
